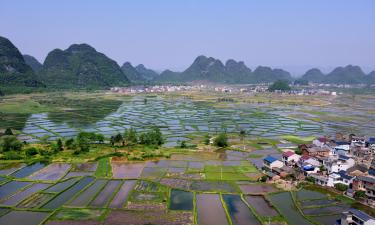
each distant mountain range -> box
[121,62,158,83]
[155,56,292,84]
[300,66,374,84]
[1,35,374,92]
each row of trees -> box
[109,127,164,147]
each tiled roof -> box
[282,151,295,157]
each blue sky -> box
[0,0,374,75]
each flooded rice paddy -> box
[13,96,332,145]
[0,151,364,224]
[2,94,374,224]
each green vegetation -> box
[268,80,291,92]
[213,133,228,147]
[334,183,348,192]
[95,157,112,178]
[281,135,315,144]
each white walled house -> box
[324,155,355,174]
[282,151,301,166]
[263,156,283,170]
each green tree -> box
[180,140,187,148]
[76,132,90,153]
[124,127,138,145]
[65,138,75,149]
[114,133,123,146]
[268,80,291,92]
[4,128,13,135]
[139,127,164,146]
[334,183,348,192]
[53,138,63,152]
[214,133,228,147]
[0,135,23,152]
[25,147,39,156]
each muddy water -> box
[0,181,31,200]
[28,163,71,181]
[42,176,94,210]
[91,180,122,207]
[111,162,144,179]
[2,183,50,206]
[223,194,260,225]
[245,195,278,216]
[169,189,193,210]
[109,180,136,208]
[0,211,50,225]
[196,193,229,225]
[44,177,80,192]
[10,162,46,178]
[68,179,107,207]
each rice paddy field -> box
[1,150,369,225]
[1,91,375,143]
[0,91,375,224]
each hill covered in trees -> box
[0,36,45,93]
[301,65,374,84]
[38,44,130,88]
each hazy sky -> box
[1,0,374,75]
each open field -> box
[0,91,375,224]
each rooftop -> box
[282,151,295,157]
[264,156,278,163]
[349,208,374,221]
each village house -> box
[282,151,300,166]
[301,158,321,174]
[368,138,375,150]
[309,170,354,187]
[352,175,375,206]
[351,136,366,147]
[334,141,351,155]
[263,156,283,170]
[300,145,331,157]
[312,137,329,147]
[323,155,355,174]
[338,208,375,225]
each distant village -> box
[110,84,338,96]
[262,133,375,210]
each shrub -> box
[180,140,187,148]
[38,149,50,156]
[4,128,13,135]
[354,190,366,199]
[65,138,75,149]
[25,147,39,156]
[334,183,348,192]
[0,135,23,152]
[305,176,315,183]
[259,175,268,182]
[213,133,228,147]
[1,151,22,160]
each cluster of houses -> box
[110,85,204,93]
[262,134,375,208]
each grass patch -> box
[54,208,104,220]
[281,135,314,144]
[95,157,112,178]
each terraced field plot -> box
[0,150,283,225]
[17,96,325,145]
